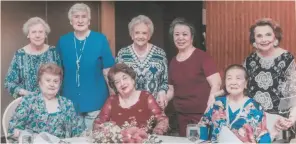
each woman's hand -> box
[157,91,168,110]
[206,89,225,111]
[153,128,164,135]
[19,89,33,96]
[275,116,295,131]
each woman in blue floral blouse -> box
[198,64,277,143]
[8,63,85,142]
[4,17,61,98]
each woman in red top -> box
[93,63,169,135]
[166,18,222,137]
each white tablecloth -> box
[63,135,194,143]
[157,135,194,143]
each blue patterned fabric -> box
[116,44,168,98]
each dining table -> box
[63,135,196,143]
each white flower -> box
[278,61,286,69]
[259,59,274,69]
[253,91,273,110]
[255,71,273,90]
[250,61,256,68]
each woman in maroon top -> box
[93,63,169,135]
[166,18,222,137]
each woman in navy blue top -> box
[56,3,115,130]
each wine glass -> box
[186,124,199,143]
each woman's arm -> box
[157,54,169,108]
[7,97,30,140]
[66,101,86,137]
[101,35,115,95]
[206,73,222,107]
[93,96,113,131]
[4,54,29,98]
[166,85,174,101]
[157,52,169,94]
[279,59,296,130]
[254,112,273,143]
[146,93,169,135]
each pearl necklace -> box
[132,43,149,58]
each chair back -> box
[2,97,22,143]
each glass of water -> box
[186,124,199,143]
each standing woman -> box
[167,18,222,137]
[5,17,61,98]
[116,15,169,108]
[244,18,296,132]
[56,3,115,130]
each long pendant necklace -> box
[73,36,87,87]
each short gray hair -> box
[68,3,91,21]
[128,15,154,37]
[22,17,50,36]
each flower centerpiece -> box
[83,121,163,144]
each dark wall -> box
[46,1,99,45]
[115,2,164,52]
[114,1,203,62]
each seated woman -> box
[93,63,169,134]
[198,64,277,143]
[7,63,85,142]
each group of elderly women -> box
[4,2,296,144]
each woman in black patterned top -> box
[244,18,296,132]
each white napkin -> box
[218,126,243,143]
[33,132,60,144]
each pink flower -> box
[121,127,148,143]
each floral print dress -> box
[116,45,169,98]
[4,46,61,98]
[244,51,296,115]
[198,96,271,143]
[93,91,169,134]
[8,93,85,142]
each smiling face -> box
[173,24,193,50]
[131,23,151,48]
[113,72,136,97]
[39,72,61,100]
[254,25,276,52]
[225,68,247,96]
[27,23,46,47]
[70,10,90,32]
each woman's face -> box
[254,25,276,52]
[27,23,46,47]
[71,11,90,32]
[113,72,135,96]
[173,24,193,50]
[131,23,151,48]
[225,68,247,96]
[39,72,61,99]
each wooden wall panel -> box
[206,1,296,73]
[101,1,115,56]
